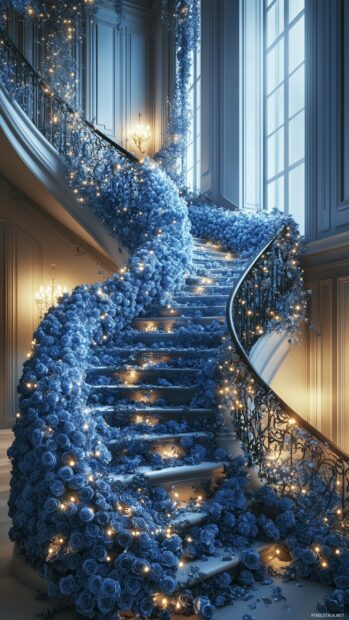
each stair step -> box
[91,348,218,365]
[109,461,226,485]
[110,331,223,345]
[87,366,200,381]
[143,306,227,318]
[94,405,216,423]
[172,510,206,528]
[132,316,225,331]
[107,431,210,449]
[173,294,229,306]
[88,384,198,405]
[182,285,232,294]
[176,542,271,588]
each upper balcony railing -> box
[0,29,138,164]
[226,226,349,516]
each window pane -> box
[267,84,284,134]
[289,63,304,117]
[289,163,305,233]
[266,0,284,48]
[267,127,284,178]
[267,175,284,211]
[266,38,284,94]
[288,15,304,73]
[289,110,304,165]
[289,0,304,23]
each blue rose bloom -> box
[76,591,95,617]
[49,479,65,497]
[118,591,134,611]
[59,575,77,595]
[161,550,177,568]
[160,575,176,594]
[132,558,150,576]
[82,558,97,575]
[96,595,114,614]
[239,569,255,587]
[138,596,154,618]
[115,552,134,575]
[125,575,142,595]
[69,532,84,550]
[117,529,133,548]
[301,549,318,566]
[335,575,349,590]
[88,575,103,595]
[241,549,261,570]
[101,578,121,600]
[58,466,74,482]
[42,451,56,468]
[91,544,107,561]
[79,507,94,522]
[193,596,216,620]
[44,497,60,513]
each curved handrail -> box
[0,28,139,163]
[226,227,349,464]
[224,225,349,513]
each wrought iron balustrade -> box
[226,227,349,516]
[0,29,139,211]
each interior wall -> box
[85,0,154,156]
[0,176,113,429]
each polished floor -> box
[0,430,341,620]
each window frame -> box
[263,0,306,230]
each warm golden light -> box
[131,113,151,154]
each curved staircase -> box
[2,21,349,620]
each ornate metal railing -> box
[225,226,349,515]
[0,28,138,166]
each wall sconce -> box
[130,113,151,154]
[35,264,68,319]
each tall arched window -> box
[240,0,305,234]
[186,41,201,192]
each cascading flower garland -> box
[2,2,349,618]
[155,0,201,188]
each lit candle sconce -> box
[35,264,68,319]
[130,113,151,155]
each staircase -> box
[2,22,349,620]
[84,239,261,594]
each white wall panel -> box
[96,22,115,133]
[337,276,349,451]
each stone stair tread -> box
[88,366,200,375]
[172,510,206,527]
[108,461,226,484]
[107,431,210,445]
[176,541,270,587]
[93,405,216,416]
[89,384,198,391]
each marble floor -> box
[0,430,344,620]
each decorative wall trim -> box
[337,276,349,451]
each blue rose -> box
[335,575,349,589]
[49,479,65,497]
[59,575,77,595]
[96,596,114,614]
[193,596,216,620]
[138,596,154,618]
[91,544,107,561]
[132,558,150,576]
[76,591,95,617]
[161,550,177,568]
[82,558,97,575]
[42,451,56,468]
[239,569,255,586]
[58,466,74,482]
[117,529,133,548]
[300,549,318,566]
[241,549,261,570]
[118,591,134,611]
[160,575,176,594]
[44,497,60,513]
[68,532,84,550]
[125,575,142,595]
[115,552,134,575]
[88,575,103,595]
[101,578,121,600]
[79,507,94,522]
